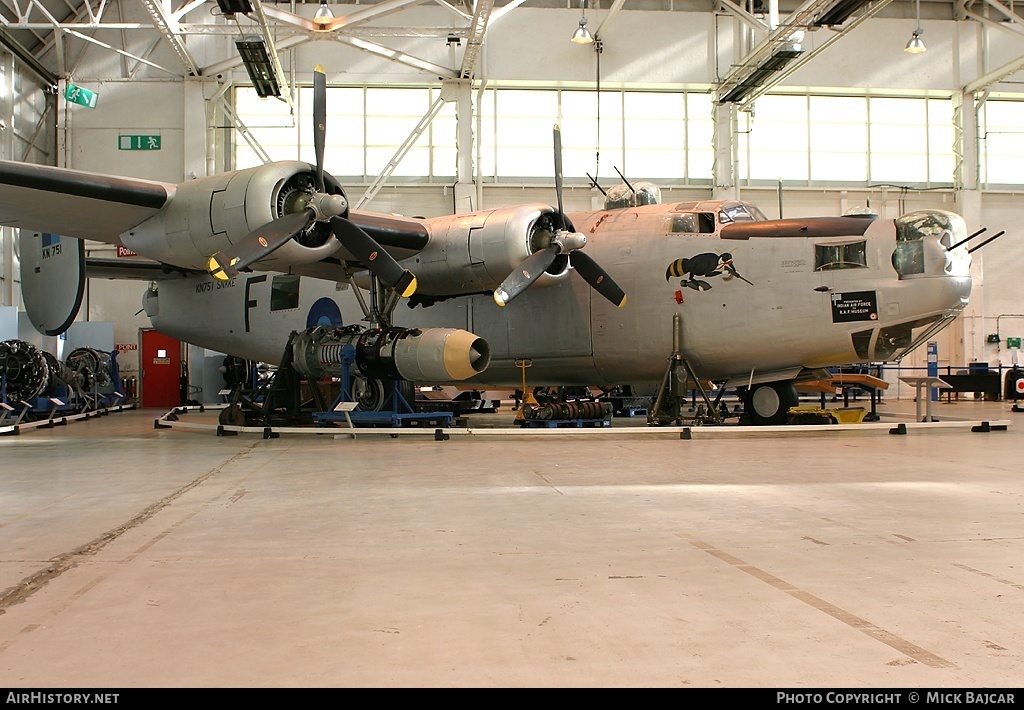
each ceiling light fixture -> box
[314,1,334,30]
[905,0,926,53]
[571,0,594,44]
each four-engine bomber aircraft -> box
[0,68,973,424]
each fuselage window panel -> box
[666,212,716,234]
[270,274,300,311]
[815,241,868,271]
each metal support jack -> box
[648,313,722,427]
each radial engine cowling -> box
[0,339,49,401]
[291,325,491,384]
[369,204,572,297]
[122,161,345,273]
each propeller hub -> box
[554,230,587,254]
[308,192,348,222]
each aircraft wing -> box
[0,159,172,243]
[86,257,202,280]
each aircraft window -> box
[720,203,767,223]
[892,241,925,276]
[851,329,873,360]
[667,213,716,234]
[892,210,966,278]
[270,275,300,311]
[874,323,914,360]
[815,241,868,271]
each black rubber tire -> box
[744,381,799,426]
[219,404,246,426]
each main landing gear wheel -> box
[743,381,798,426]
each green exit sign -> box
[118,135,161,151]
[1008,337,1022,349]
[64,83,98,108]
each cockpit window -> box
[720,203,767,223]
[666,212,716,234]
[815,241,868,271]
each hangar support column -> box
[953,90,984,363]
[450,79,475,215]
[183,78,209,180]
[1,53,11,306]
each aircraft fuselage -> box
[148,200,971,389]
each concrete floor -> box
[0,398,1021,688]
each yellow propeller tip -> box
[397,275,418,299]
[315,64,325,74]
[618,295,627,308]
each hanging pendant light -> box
[314,1,334,30]
[905,0,926,53]
[571,1,594,44]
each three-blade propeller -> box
[492,125,626,309]
[208,65,417,298]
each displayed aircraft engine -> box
[167,66,416,298]
[0,340,50,401]
[121,161,350,276]
[290,325,490,385]
[0,340,90,401]
[394,126,625,309]
[40,351,87,395]
[66,347,113,388]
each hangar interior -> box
[1,2,1024,690]
[0,0,1022,403]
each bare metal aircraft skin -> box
[138,196,971,394]
[0,74,972,424]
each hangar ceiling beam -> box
[331,33,457,77]
[249,0,294,114]
[0,26,58,89]
[136,0,200,75]
[489,0,526,24]
[431,0,472,21]
[63,26,183,76]
[965,53,1024,94]
[459,0,493,79]
[715,0,896,108]
[959,0,1024,93]
[202,34,309,75]
[715,0,769,32]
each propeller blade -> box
[330,216,417,297]
[553,124,565,230]
[571,250,627,308]
[313,65,327,193]
[209,210,313,281]
[493,246,559,307]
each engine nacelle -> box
[377,204,572,297]
[121,161,344,272]
[291,325,491,384]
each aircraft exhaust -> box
[291,325,490,384]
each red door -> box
[140,330,182,408]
